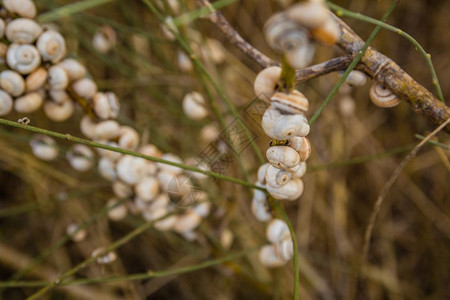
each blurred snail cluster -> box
[0,0,215,259]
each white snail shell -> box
[271,90,309,115]
[92,25,117,54]
[93,120,120,140]
[14,91,43,113]
[58,58,86,81]
[116,155,147,185]
[6,44,41,74]
[36,30,66,63]
[298,137,311,162]
[43,98,74,122]
[148,193,170,211]
[292,161,307,178]
[259,244,286,268]
[66,223,87,242]
[91,247,117,264]
[139,144,163,158]
[106,198,128,221]
[92,91,120,120]
[266,146,301,170]
[117,126,139,150]
[182,92,208,120]
[262,106,310,140]
[49,89,70,104]
[96,141,122,161]
[72,78,98,101]
[154,215,178,231]
[266,178,304,200]
[66,144,95,172]
[25,67,47,91]
[286,2,329,29]
[0,70,25,97]
[98,157,117,181]
[254,66,282,101]
[80,115,98,140]
[3,0,37,19]
[311,17,340,46]
[173,210,202,234]
[112,180,133,199]
[0,89,13,116]
[29,134,58,161]
[265,164,293,188]
[274,238,294,261]
[267,219,290,244]
[192,201,211,218]
[157,153,184,175]
[200,124,220,144]
[143,206,168,222]
[47,65,69,90]
[178,50,193,72]
[5,18,42,44]
[251,188,271,222]
[135,176,159,202]
[369,82,400,108]
[343,70,367,87]
[257,163,270,185]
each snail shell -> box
[157,153,184,175]
[292,161,307,178]
[92,25,117,53]
[29,134,58,161]
[66,223,87,242]
[91,247,117,265]
[342,70,367,87]
[96,141,122,161]
[14,91,43,113]
[286,2,329,29]
[0,70,25,97]
[0,89,13,116]
[93,120,120,140]
[58,58,86,81]
[118,126,139,150]
[3,0,37,19]
[6,44,41,74]
[139,144,163,158]
[254,66,282,101]
[25,67,47,91]
[72,78,98,100]
[135,176,159,202]
[173,210,202,233]
[47,65,69,90]
[49,89,70,104]
[267,218,290,244]
[37,30,66,63]
[116,155,147,185]
[80,115,98,140]
[66,144,95,172]
[178,50,193,72]
[251,188,271,222]
[265,164,293,188]
[143,205,169,222]
[43,98,74,122]
[257,163,270,185]
[192,201,211,218]
[98,157,117,181]
[5,18,42,44]
[259,244,286,268]
[266,178,304,200]
[311,17,340,46]
[112,180,133,199]
[369,82,400,108]
[262,106,310,140]
[274,238,294,261]
[92,91,120,120]
[106,198,128,221]
[271,90,309,114]
[266,146,301,170]
[182,91,208,120]
[154,215,178,231]
[298,137,311,162]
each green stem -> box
[0,118,264,191]
[279,56,296,92]
[309,1,398,126]
[326,1,445,103]
[37,0,117,23]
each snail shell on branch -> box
[274,238,294,261]
[259,244,286,268]
[94,120,121,140]
[369,82,401,108]
[91,247,117,264]
[47,65,69,90]
[37,30,66,63]
[135,176,159,202]
[0,70,25,97]
[286,2,329,29]
[29,134,58,161]
[257,163,270,185]
[271,90,309,115]
[298,137,311,162]
[267,218,290,244]
[0,89,13,116]
[154,215,178,231]
[118,126,139,150]
[266,178,304,200]
[66,144,95,172]
[265,164,292,188]
[251,188,271,222]
[112,180,133,199]
[182,92,208,120]
[116,155,148,185]
[254,66,282,101]
[173,210,202,234]
[3,0,37,19]
[58,58,86,81]
[72,78,98,101]
[310,17,340,45]
[92,91,120,120]
[14,91,43,113]
[262,106,310,140]
[157,153,184,175]
[6,44,41,74]
[266,146,300,170]
[5,18,42,44]
[25,67,47,91]
[98,157,117,181]
[96,140,122,162]
[342,70,367,87]
[43,98,74,122]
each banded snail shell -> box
[369,82,400,108]
[37,30,66,63]
[271,90,309,114]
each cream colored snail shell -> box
[0,70,25,97]
[98,157,117,181]
[342,70,367,87]
[139,144,163,158]
[14,91,43,113]
[182,91,208,120]
[116,155,147,185]
[257,163,270,185]
[266,146,301,170]
[292,161,307,178]
[92,91,120,120]
[265,164,293,188]
[154,215,178,231]
[274,238,294,261]
[311,17,340,46]
[135,176,159,202]
[0,89,13,116]
[80,115,98,139]
[43,99,74,122]
[29,134,58,161]
[25,67,47,91]
[193,201,211,218]
[267,219,290,244]
[93,120,121,140]
[58,58,86,81]
[143,206,169,222]
[298,137,311,162]
[37,30,66,63]
[173,210,202,234]
[157,153,184,175]
[254,66,282,101]
[96,140,122,162]
[369,82,401,108]
[6,44,41,75]
[112,180,133,199]
[92,25,117,54]
[178,50,193,72]
[66,145,95,172]
[271,90,309,115]
[106,198,128,221]
[286,2,329,29]
[3,0,37,19]
[266,178,304,200]
[5,18,42,44]
[117,126,139,150]
[72,78,98,101]
[259,244,286,268]
[49,89,70,104]
[262,106,310,140]
[47,65,69,90]
[251,189,271,222]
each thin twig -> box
[362,118,450,264]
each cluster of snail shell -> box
[0,0,214,260]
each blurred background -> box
[0,0,449,299]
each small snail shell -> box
[173,210,202,234]
[116,155,147,185]
[3,0,37,19]
[47,65,69,90]
[251,188,271,222]
[182,92,208,120]
[58,58,86,81]
[157,153,184,175]
[369,82,400,108]
[220,228,234,250]
[267,219,290,244]
[342,70,367,87]
[154,215,178,231]
[72,78,98,101]
[310,17,340,46]
[49,89,70,103]
[66,223,87,242]
[259,244,286,268]
[266,146,300,170]
[118,126,139,150]
[286,2,329,29]
[66,144,95,172]
[135,176,159,202]
[148,193,170,211]
[6,44,41,74]
[0,19,5,39]
[80,115,98,139]
[96,141,122,161]
[112,180,133,199]
[36,30,66,63]
[265,164,293,188]
[5,18,42,44]
[254,66,282,101]
[106,198,128,221]
[298,137,311,162]
[92,91,120,120]
[29,134,58,161]
[257,163,270,185]
[200,124,220,144]
[25,67,47,91]
[43,98,74,122]
[0,89,13,116]
[262,106,310,140]
[0,70,25,97]
[139,144,163,158]
[178,50,193,72]
[284,37,315,69]
[192,201,211,218]
[93,120,120,140]
[271,90,309,115]
[266,178,304,200]
[98,157,117,181]
[292,161,307,178]
[143,206,168,222]
[274,238,294,261]
[92,25,117,54]
[14,91,43,113]
[91,247,117,264]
